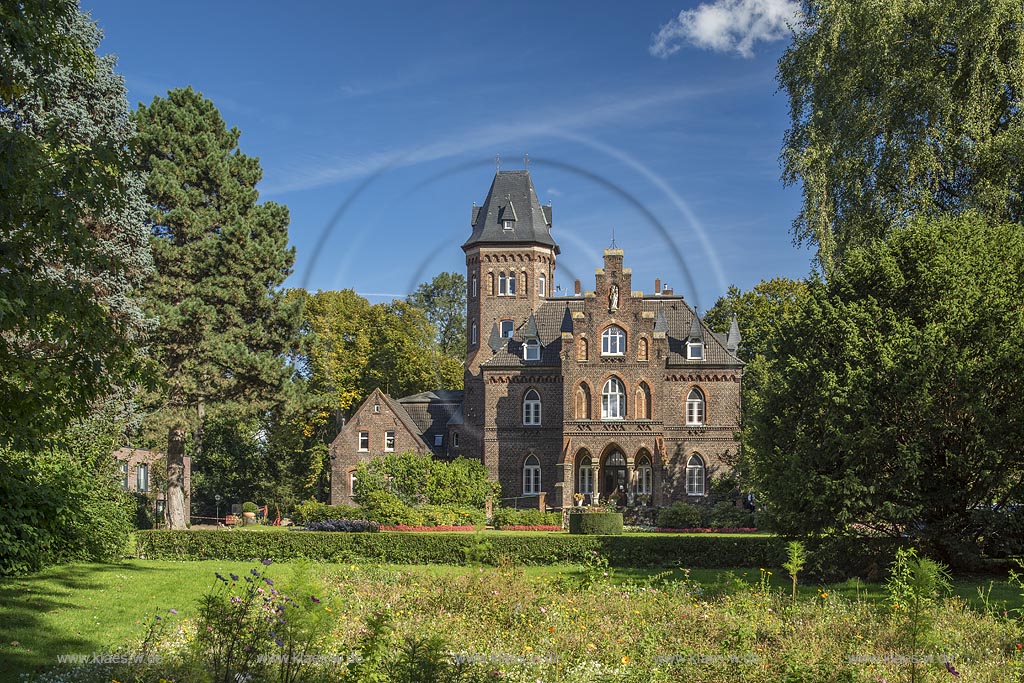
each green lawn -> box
[0,560,1020,683]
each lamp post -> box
[215,494,222,525]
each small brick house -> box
[113,447,191,519]
[330,169,743,509]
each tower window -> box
[471,322,478,345]
[499,273,507,296]
[500,320,514,338]
[538,274,546,297]
[471,274,478,298]
[508,272,517,295]
[523,338,540,361]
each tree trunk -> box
[166,425,187,529]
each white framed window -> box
[637,457,653,495]
[471,321,478,345]
[500,320,514,338]
[120,461,129,490]
[538,273,546,297]
[686,388,705,425]
[358,431,369,451]
[452,432,459,448]
[434,434,443,447]
[384,431,395,452]
[136,463,149,493]
[499,273,507,295]
[508,272,517,295]
[503,219,514,230]
[601,325,626,355]
[686,454,705,496]
[687,340,704,360]
[373,404,381,413]
[601,377,626,420]
[523,338,540,361]
[523,389,542,425]
[578,456,593,495]
[471,274,478,298]
[523,454,541,495]
[349,470,357,496]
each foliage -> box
[490,507,562,529]
[568,512,624,535]
[292,500,362,526]
[656,501,701,529]
[241,501,258,514]
[354,451,498,510]
[782,540,807,601]
[741,214,1024,568]
[360,490,422,526]
[426,457,501,508]
[0,2,153,449]
[0,420,134,575]
[702,501,755,530]
[132,86,301,527]
[407,271,467,357]
[303,519,380,532]
[885,547,953,683]
[135,529,785,568]
[780,0,1024,269]
[704,278,809,363]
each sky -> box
[81,0,811,315]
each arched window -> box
[686,454,705,496]
[500,319,514,338]
[523,389,541,425]
[601,377,626,420]
[637,337,649,361]
[635,382,652,419]
[538,273,546,297]
[471,274,478,298]
[488,272,495,296]
[577,337,589,361]
[636,454,653,495]
[508,272,517,295]
[498,272,507,296]
[601,325,626,355]
[578,455,593,495]
[686,387,705,425]
[575,384,591,419]
[521,270,527,296]
[523,455,541,495]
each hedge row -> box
[135,529,785,568]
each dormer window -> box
[687,340,704,360]
[523,338,540,361]
[503,220,514,230]
[500,320,514,338]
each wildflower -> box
[215,572,227,583]
[231,597,242,604]
[275,638,284,647]
[251,569,260,577]
[264,578,274,586]
[944,662,960,677]
[230,573,239,581]
[262,558,273,566]
[311,596,321,604]
[622,655,630,664]
[168,608,178,615]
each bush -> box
[657,501,701,529]
[292,500,362,525]
[702,501,755,529]
[361,491,422,526]
[136,529,784,568]
[303,519,380,533]
[242,501,258,514]
[419,505,485,527]
[568,512,623,535]
[491,507,562,529]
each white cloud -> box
[650,0,801,59]
[546,187,562,197]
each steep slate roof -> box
[463,171,559,253]
[397,390,464,458]
[481,296,742,369]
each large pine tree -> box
[132,87,300,528]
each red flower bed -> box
[380,525,476,532]
[495,525,563,531]
[655,527,759,533]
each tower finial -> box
[609,226,618,249]
[495,153,501,172]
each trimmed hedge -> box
[568,512,623,535]
[135,529,784,568]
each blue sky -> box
[82,0,811,314]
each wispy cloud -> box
[263,80,749,195]
[546,187,562,197]
[650,0,800,59]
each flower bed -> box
[494,525,563,531]
[379,524,476,532]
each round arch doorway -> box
[602,450,628,502]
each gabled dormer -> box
[686,315,705,360]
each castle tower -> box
[461,170,559,459]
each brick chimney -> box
[655,278,661,295]
[574,279,581,295]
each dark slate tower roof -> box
[463,170,559,253]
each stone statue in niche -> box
[609,283,619,311]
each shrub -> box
[304,519,380,533]
[419,505,485,527]
[568,512,623,535]
[703,501,754,529]
[657,501,701,529]
[136,529,784,568]
[361,490,422,526]
[491,507,561,529]
[426,457,501,508]
[241,501,258,514]
[292,499,362,525]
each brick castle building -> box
[331,170,743,508]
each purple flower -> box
[154,615,161,620]
[945,663,960,677]
[230,573,239,581]
[215,572,228,583]
[264,578,274,586]
[231,596,242,604]
[168,609,178,615]
[311,596,321,604]
[244,576,252,583]
[250,569,260,577]
[275,638,284,647]
[261,558,273,566]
